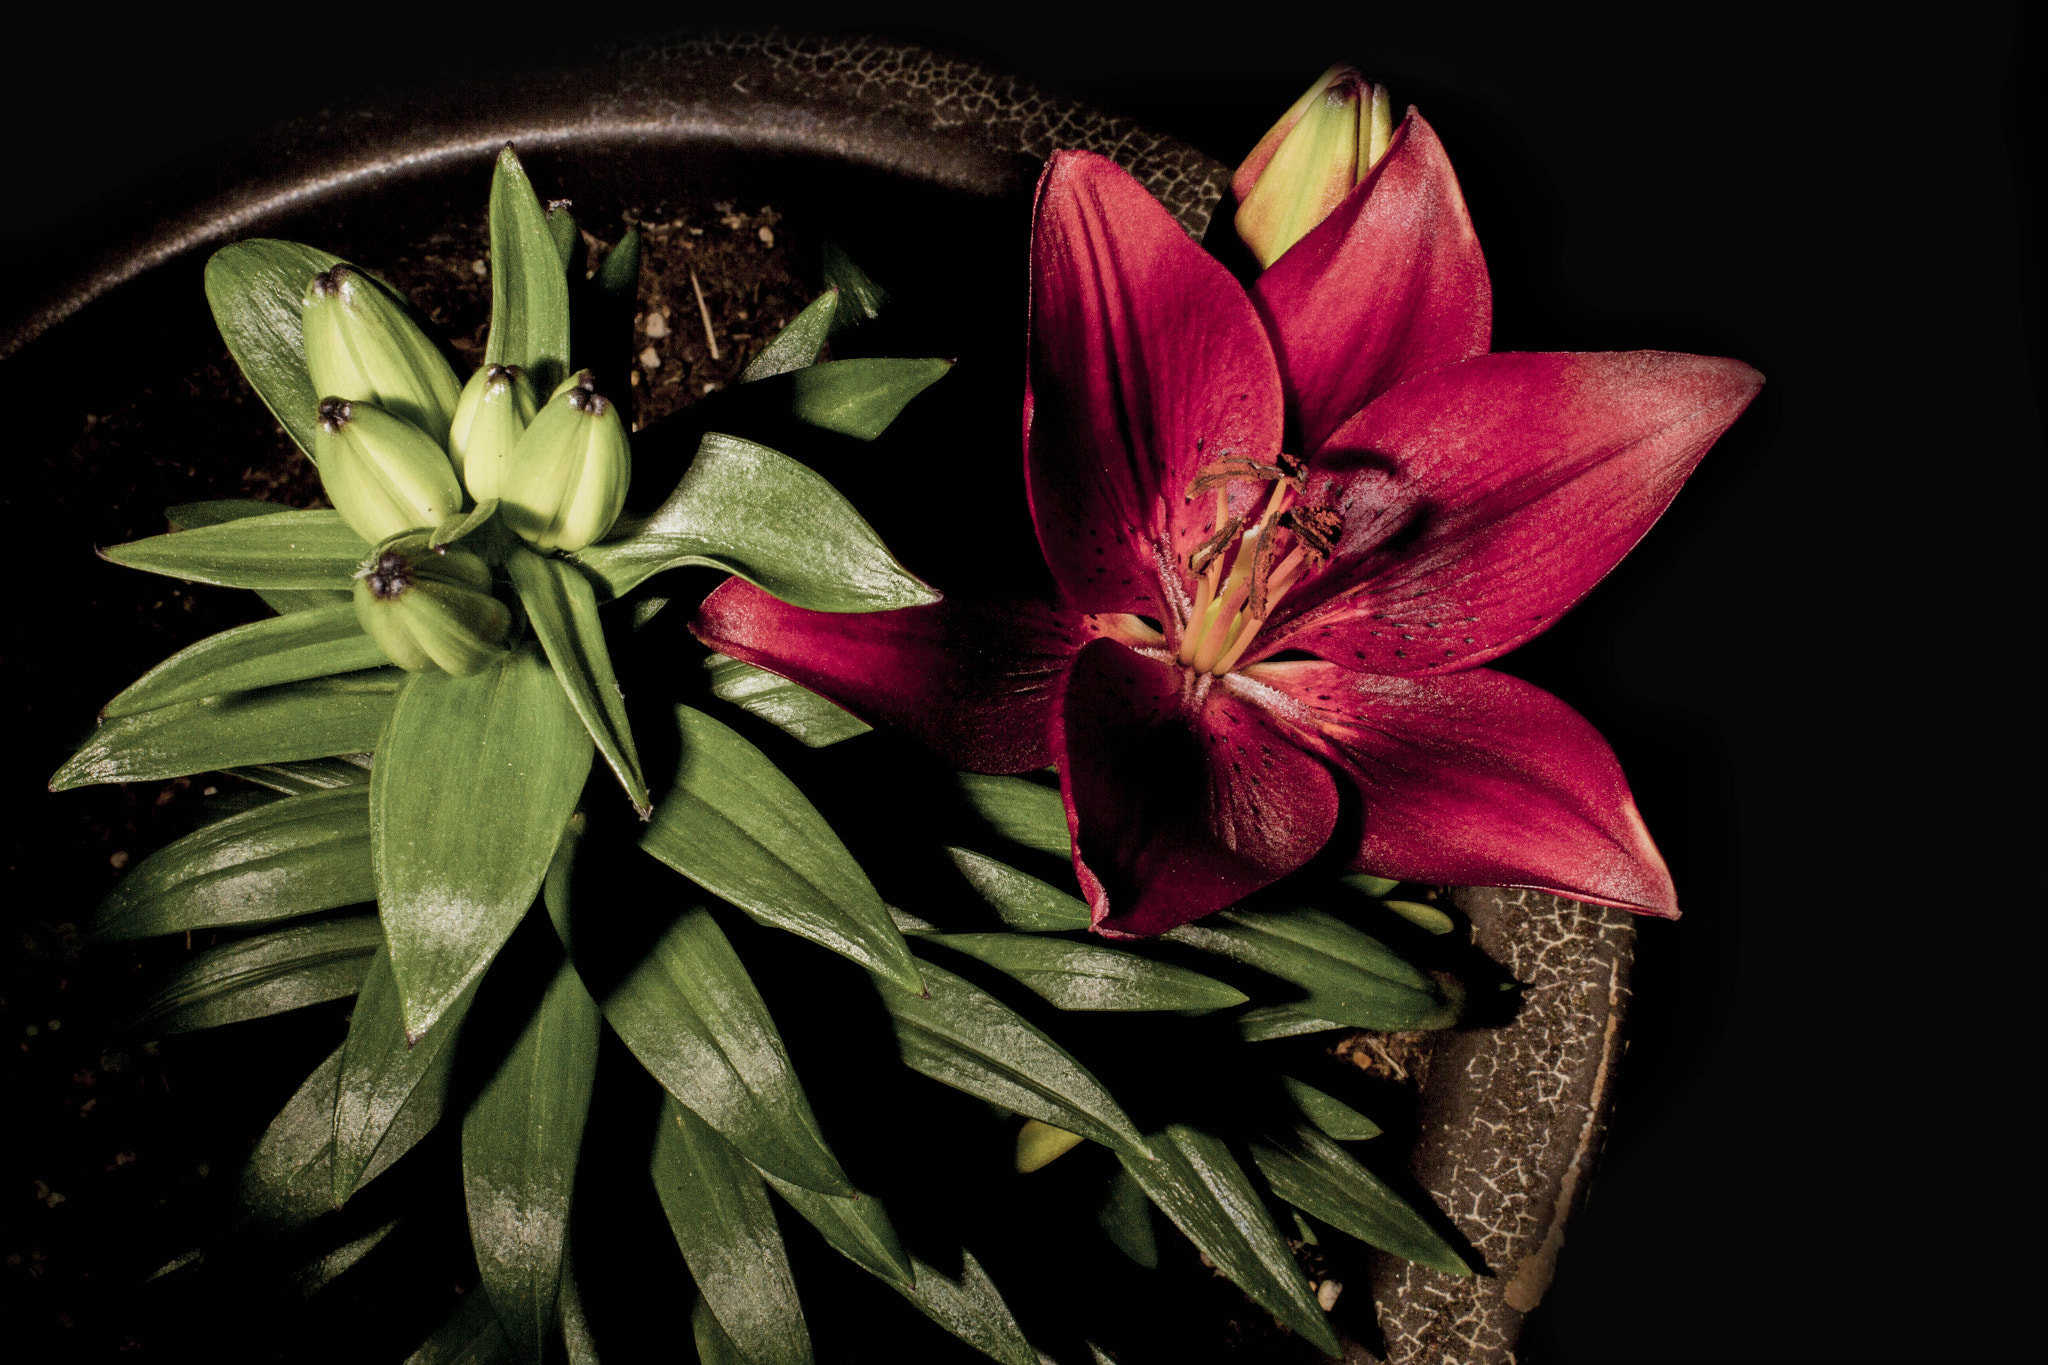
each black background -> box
[2,4,2037,1361]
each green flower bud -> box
[499,380,631,552]
[313,398,465,544]
[448,364,538,501]
[302,265,463,442]
[352,533,512,675]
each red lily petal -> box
[1054,639,1338,937]
[691,578,1090,774]
[1239,661,1676,916]
[1251,111,1492,454]
[1258,350,1763,675]
[1026,151,1284,625]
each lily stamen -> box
[1175,461,1338,674]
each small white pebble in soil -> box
[196,1163,209,1178]
[202,787,217,796]
[639,346,661,371]
[701,381,723,396]
[630,371,642,387]
[25,1025,38,1037]
[471,259,487,277]
[1317,1279,1343,1311]
[47,1020,60,1031]
[758,225,775,247]
[643,311,670,338]
[109,851,129,869]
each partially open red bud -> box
[1232,64,1395,269]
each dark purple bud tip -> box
[308,265,356,298]
[567,389,610,417]
[362,549,413,599]
[486,364,520,383]
[317,397,353,431]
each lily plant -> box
[55,137,1484,1364]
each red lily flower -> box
[695,115,1761,937]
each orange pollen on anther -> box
[1174,459,1337,676]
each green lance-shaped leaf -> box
[953,775,1072,859]
[892,1251,1037,1365]
[703,654,871,748]
[754,1167,914,1289]
[290,1217,400,1299]
[486,145,572,395]
[790,359,950,441]
[877,959,1147,1157]
[557,891,851,1197]
[758,1155,1032,1365]
[102,604,387,719]
[405,1283,513,1365]
[333,946,479,1207]
[52,671,401,791]
[165,499,303,529]
[95,787,373,939]
[944,848,1088,931]
[1249,1125,1470,1276]
[204,239,347,458]
[559,1244,600,1365]
[1097,1166,1158,1268]
[820,242,886,334]
[571,433,936,611]
[692,1294,749,1365]
[1340,872,1402,898]
[240,1044,348,1230]
[231,754,372,794]
[641,706,922,996]
[165,499,348,616]
[650,1097,813,1365]
[240,1042,449,1232]
[462,959,601,1363]
[741,289,839,381]
[373,644,591,1041]
[925,935,1247,1013]
[1280,1077,1382,1141]
[594,229,640,299]
[165,501,353,608]
[101,509,370,592]
[1118,1125,1337,1355]
[506,547,649,815]
[1164,906,1454,1038]
[133,914,382,1034]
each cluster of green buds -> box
[298,263,630,674]
[1231,64,1397,267]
